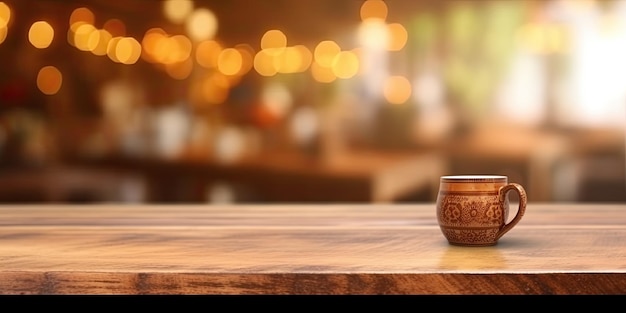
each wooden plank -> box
[2,272,626,295]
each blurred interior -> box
[0,0,624,204]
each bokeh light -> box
[387,23,408,51]
[293,44,312,72]
[163,0,194,24]
[69,7,95,26]
[116,37,142,64]
[273,46,301,74]
[358,18,389,49]
[88,29,112,56]
[0,23,7,44]
[195,39,222,68]
[71,22,97,51]
[107,36,123,62]
[217,48,242,76]
[201,72,230,105]
[140,27,167,63]
[234,43,255,76]
[214,126,246,164]
[360,0,388,21]
[331,51,359,79]
[383,75,412,105]
[261,29,287,51]
[0,2,11,28]
[289,106,319,146]
[314,40,341,68]
[28,21,54,49]
[185,8,218,42]
[254,49,278,77]
[261,82,292,120]
[37,66,63,95]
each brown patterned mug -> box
[436,175,527,246]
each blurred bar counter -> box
[62,148,447,203]
[1,124,624,204]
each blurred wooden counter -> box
[0,203,625,294]
[68,149,446,203]
[444,125,573,202]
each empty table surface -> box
[0,203,625,294]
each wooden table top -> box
[0,203,625,295]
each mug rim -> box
[441,175,507,182]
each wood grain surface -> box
[0,203,625,294]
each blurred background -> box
[0,0,624,204]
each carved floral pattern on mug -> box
[438,194,507,227]
[441,228,496,244]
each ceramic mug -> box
[436,175,527,246]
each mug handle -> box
[495,183,527,240]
